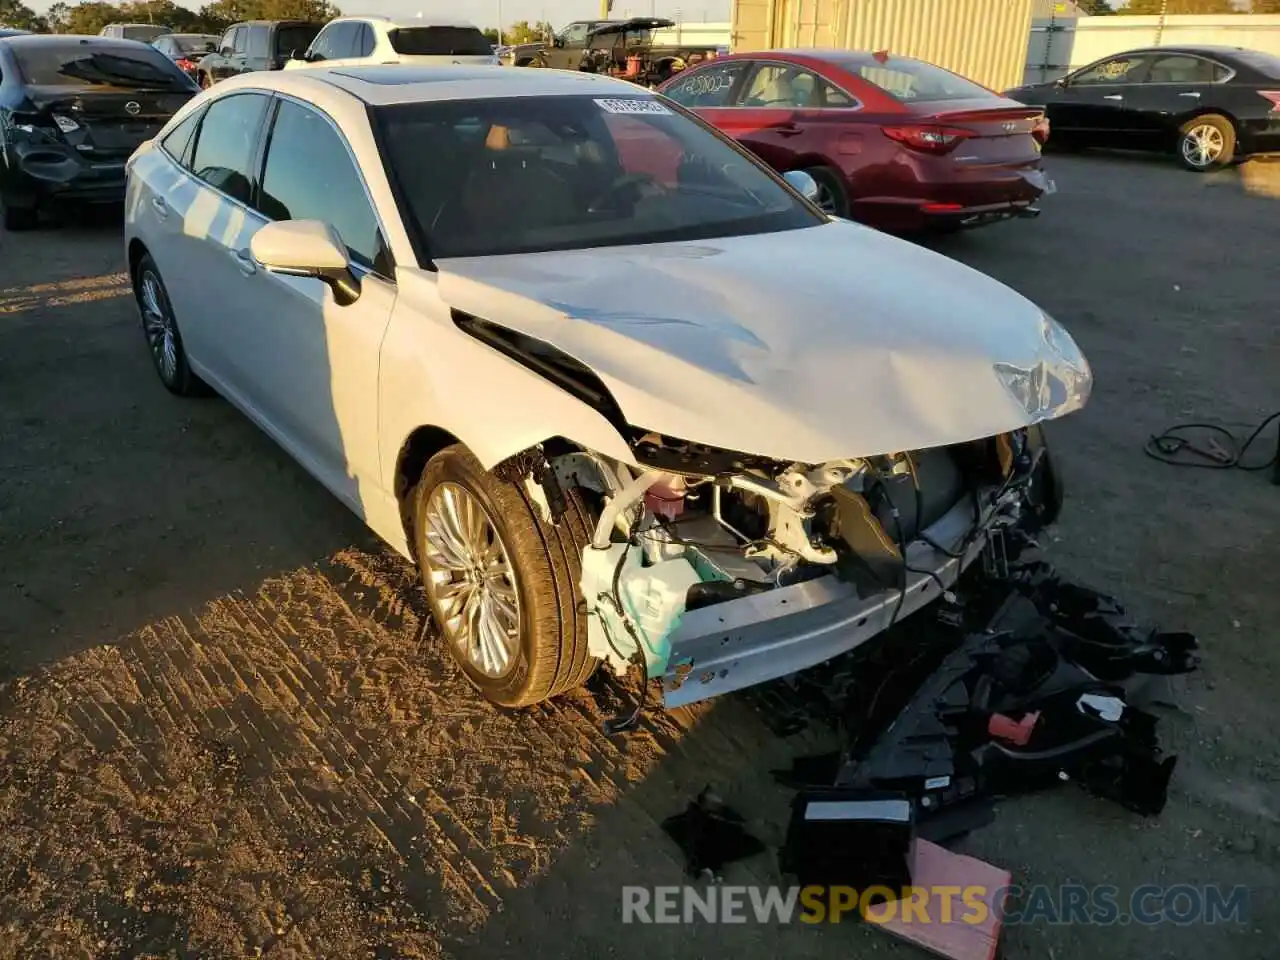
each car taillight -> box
[176,57,195,71]
[1260,91,1280,113]
[1032,115,1050,144]
[881,124,974,155]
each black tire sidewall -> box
[134,254,197,394]
[412,446,557,707]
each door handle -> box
[150,196,168,219]
[1103,94,1124,101]
[231,247,257,276]
[775,122,803,137]
[1179,91,1201,98]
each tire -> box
[133,253,208,397]
[1177,114,1235,172]
[802,165,851,218]
[411,444,598,707]
[1,194,38,231]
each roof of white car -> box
[330,14,480,30]
[225,64,653,106]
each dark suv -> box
[195,19,323,88]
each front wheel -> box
[411,444,598,707]
[1177,114,1235,172]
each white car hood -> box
[435,220,1091,464]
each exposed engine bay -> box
[516,426,1060,709]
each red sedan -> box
[658,49,1053,233]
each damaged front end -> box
[530,425,1063,709]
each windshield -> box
[389,26,493,56]
[14,44,193,89]
[834,54,992,103]
[375,94,820,260]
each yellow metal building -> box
[729,0,1037,92]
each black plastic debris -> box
[826,562,1196,828]
[660,786,765,879]
[780,789,914,891]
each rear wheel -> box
[1177,114,1235,172]
[134,254,208,397]
[411,445,598,707]
[803,165,851,218]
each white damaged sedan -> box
[123,65,1091,710]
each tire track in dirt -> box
[3,543,774,959]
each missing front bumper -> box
[660,493,990,708]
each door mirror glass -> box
[783,169,820,202]
[251,220,362,305]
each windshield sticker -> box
[594,97,672,115]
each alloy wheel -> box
[421,482,521,678]
[1181,124,1224,169]
[139,269,178,384]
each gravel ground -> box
[2,154,1278,960]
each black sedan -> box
[1006,45,1280,171]
[0,34,197,230]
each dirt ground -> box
[2,153,1278,960]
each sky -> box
[25,0,734,31]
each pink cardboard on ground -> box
[872,838,1010,960]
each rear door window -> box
[737,63,853,109]
[387,26,492,56]
[189,92,269,206]
[246,24,269,60]
[662,61,748,108]
[356,23,375,57]
[1144,55,1228,84]
[276,23,320,59]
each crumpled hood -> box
[435,220,1091,464]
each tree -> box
[1079,0,1115,12]
[1120,0,1238,12]
[198,0,339,29]
[0,0,44,29]
[482,26,499,42]
[44,1,71,31]
[502,19,552,43]
[64,1,122,33]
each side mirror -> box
[250,220,361,306]
[204,42,216,53]
[1054,76,1068,88]
[782,169,820,204]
